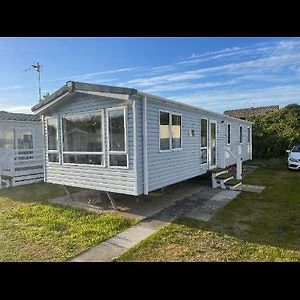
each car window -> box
[292,145,300,152]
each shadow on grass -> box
[0,182,83,204]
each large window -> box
[47,117,59,162]
[200,118,208,164]
[159,111,182,151]
[239,125,243,144]
[108,107,128,167]
[62,111,104,165]
[227,123,231,145]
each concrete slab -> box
[139,218,170,230]
[210,190,241,202]
[186,190,240,222]
[69,241,124,262]
[108,226,156,248]
[237,184,265,193]
[187,210,213,222]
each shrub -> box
[248,103,300,159]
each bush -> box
[248,103,300,159]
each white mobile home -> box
[31,81,252,196]
[0,111,44,187]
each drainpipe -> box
[142,95,148,195]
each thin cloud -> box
[0,85,23,91]
[47,67,143,82]
[171,84,300,112]
[3,105,33,114]
[142,80,237,93]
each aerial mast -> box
[25,62,43,102]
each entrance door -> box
[209,121,217,168]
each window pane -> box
[227,123,231,144]
[47,118,58,150]
[109,109,125,152]
[63,154,103,165]
[172,114,181,149]
[109,154,127,167]
[240,126,243,143]
[160,111,170,150]
[201,149,208,164]
[247,128,250,143]
[0,129,14,149]
[200,119,207,147]
[63,113,102,152]
[48,153,59,163]
[15,129,33,149]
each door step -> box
[224,179,242,190]
[211,168,242,190]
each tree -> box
[248,103,300,158]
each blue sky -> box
[0,37,299,114]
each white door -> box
[209,120,217,169]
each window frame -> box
[200,117,208,165]
[61,109,105,167]
[159,109,182,152]
[107,106,129,169]
[45,116,60,164]
[227,122,231,145]
[239,125,243,144]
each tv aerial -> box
[24,62,43,102]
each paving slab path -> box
[69,188,240,262]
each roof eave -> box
[31,81,138,114]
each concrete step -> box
[225,178,242,190]
[215,173,234,180]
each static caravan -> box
[31,81,252,196]
[0,111,44,188]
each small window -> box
[108,107,128,168]
[159,111,182,151]
[227,123,231,145]
[160,111,170,150]
[15,128,33,150]
[47,117,59,163]
[247,127,251,143]
[201,149,208,164]
[200,118,208,164]
[240,125,243,144]
[0,129,14,149]
[200,118,208,147]
[48,153,59,163]
[172,114,181,149]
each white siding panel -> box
[145,97,252,192]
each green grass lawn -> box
[117,157,300,262]
[0,182,136,262]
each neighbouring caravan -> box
[31,81,252,196]
[0,111,44,188]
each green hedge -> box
[248,104,300,159]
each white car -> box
[287,144,300,170]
